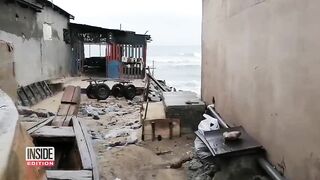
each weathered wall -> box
[0,1,71,86]
[0,41,17,99]
[202,0,320,179]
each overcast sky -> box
[53,0,201,46]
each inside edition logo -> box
[26,147,55,167]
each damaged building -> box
[0,0,74,91]
[1,0,317,180]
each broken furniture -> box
[142,102,181,141]
[163,91,205,134]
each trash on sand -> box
[198,114,219,135]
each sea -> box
[147,45,201,96]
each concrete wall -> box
[202,0,320,179]
[0,1,71,86]
[0,41,18,99]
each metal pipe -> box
[146,73,167,92]
[206,104,287,180]
[258,157,287,180]
[207,104,229,128]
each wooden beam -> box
[51,116,66,127]
[61,86,81,104]
[31,126,75,138]
[57,104,71,116]
[46,170,92,180]
[62,116,73,126]
[52,116,74,127]
[72,118,92,170]
[27,116,55,134]
[78,119,99,180]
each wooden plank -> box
[31,126,75,138]
[62,116,73,126]
[68,104,79,116]
[61,86,81,104]
[44,81,53,95]
[72,118,92,170]
[34,82,47,99]
[143,118,181,141]
[52,116,74,127]
[51,116,66,126]
[46,170,92,180]
[143,102,166,120]
[39,82,50,97]
[22,86,36,105]
[57,104,71,116]
[29,85,41,102]
[61,86,76,104]
[17,88,30,106]
[71,86,81,105]
[27,116,55,134]
[78,119,99,180]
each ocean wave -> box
[147,56,201,66]
[163,80,201,95]
[177,52,201,58]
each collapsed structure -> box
[0,0,150,103]
[1,0,313,180]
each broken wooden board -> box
[31,126,75,138]
[46,170,92,180]
[27,116,55,134]
[143,118,180,141]
[61,86,81,104]
[52,116,73,127]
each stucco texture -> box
[202,0,320,179]
[0,2,71,86]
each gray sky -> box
[53,0,201,46]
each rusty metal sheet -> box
[195,126,263,158]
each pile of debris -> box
[17,106,55,123]
[79,96,143,148]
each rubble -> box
[17,106,55,118]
